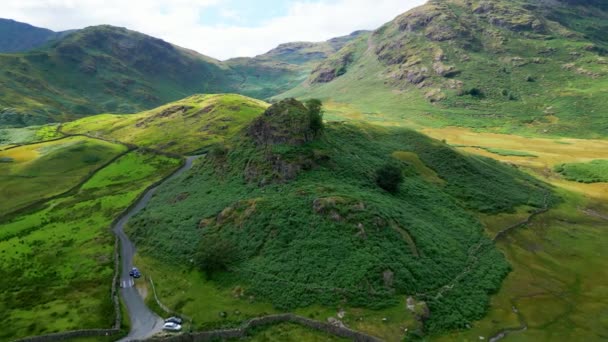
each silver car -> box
[163,322,182,331]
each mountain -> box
[223,30,369,99]
[0,24,365,127]
[0,18,71,53]
[0,25,237,126]
[280,0,608,138]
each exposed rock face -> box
[247,99,313,146]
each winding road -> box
[114,156,200,342]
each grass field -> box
[0,136,127,217]
[0,124,62,146]
[415,126,608,341]
[435,189,608,341]
[555,160,608,183]
[0,150,180,340]
[62,94,269,154]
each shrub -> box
[195,235,240,277]
[209,143,228,158]
[375,163,404,193]
[305,99,324,137]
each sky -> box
[3,0,426,60]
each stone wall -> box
[146,313,383,342]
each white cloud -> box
[2,0,426,60]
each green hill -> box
[63,94,269,154]
[125,98,551,334]
[279,0,608,138]
[0,19,71,53]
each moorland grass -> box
[0,150,180,340]
[555,159,608,183]
[435,189,608,341]
[0,136,127,216]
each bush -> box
[305,99,324,137]
[195,235,240,277]
[375,163,404,193]
[209,143,228,158]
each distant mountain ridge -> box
[0,18,72,53]
[0,23,364,127]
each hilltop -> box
[123,97,551,336]
[63,94,269,154]
[280,0,608,137]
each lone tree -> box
[375,163,404,193]
[195,235,240,278]
[305,99,324,137]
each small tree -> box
[376,164,404,193]
[195,235,239,277]
[305,99,324,137]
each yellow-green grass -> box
[435,189,608,341]
[422,127,608,201]
[0,124,62,146]
[392,151,445,185]
[414,127,608,341]
[63,94,269,154]
[0,151,180,340]
[0,136,127,216]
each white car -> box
[163,322,182,332]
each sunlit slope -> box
[63,94,269,154]
[0,136,126,216]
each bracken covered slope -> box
[125,98,552,334]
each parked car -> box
[163,322,182,331]
[165,316,183,325]
[129,267,141,278]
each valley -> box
[1,0,607,341]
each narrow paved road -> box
[114,156,200,342]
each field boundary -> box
[12,329,120,342]
[146,313,383,342]
[0,145,135,223]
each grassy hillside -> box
[280,0,608,138]
[0,136,127,217]
[0,150,180,340]
[125,99,551,336]
[63,94,269,154]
